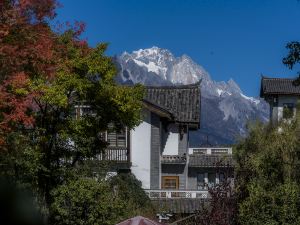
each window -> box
[219,172,226,183]
[81,107,95,116]
[74,106,127,147]
[162,176,179,189]
[197,173,205,190]
[208,173,216,188]
[74,105,95,119]
[107,131,126,147]
[107,125,127,147]
[283,103,294,119]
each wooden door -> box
[162,176,179,190]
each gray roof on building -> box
[260,77,300,97]
[144,82,201,126]
[189,155,234,168]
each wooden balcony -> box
[188,154,233,168]
[97,146,129,163]
[161,155,187,164]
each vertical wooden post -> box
[126,127,130,164]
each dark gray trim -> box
[150,113,161,189]
[178,125,188,156]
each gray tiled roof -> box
[189,155,234,167]
[260,77,300,97]
[144,83,201,126]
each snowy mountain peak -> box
[114,47,269,145]
[117,46,212,85]
[132,47,174,61]
[117,47,257,101]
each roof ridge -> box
[262,77,297,81]
[145,81,201,89]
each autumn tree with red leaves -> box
[0,0,58,135]
[0,1,145,224]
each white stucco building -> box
[92,83,234,213]
[260,77,300,123]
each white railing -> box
[144,189,209,199]
[188,147,232,155]
[96,146,129,162]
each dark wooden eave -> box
[260,76,300,97]
[142,99,173,120]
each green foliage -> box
[17,30,144,207]
[283,41,300,70]
[109,173,154,216]
[50,178,128,225]
[238,182,300,225]
[283,106,294,119]
[0,1,146,224]
[50,174,154,225]
[1,9,144,225]
[235,121,300,225]
[0,31,145,223]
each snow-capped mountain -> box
[114,47,269,145]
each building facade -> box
[260,76,300,123]
[90,83,234,213]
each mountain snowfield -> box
[114,46,269,145]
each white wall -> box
[162,124,179,155]
[130,109,151,189]
[274,96,298,121]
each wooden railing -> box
[144,189,209,199]
[97,146,129,162]
[161,155,186,164]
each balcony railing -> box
[188,147,232,155]
[161,155,187,164]
[144,189,209,199]
[189,154,233,167]
[97,146,129,162]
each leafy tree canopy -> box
[234,122,300,225]
[0,0,145,223]
[51,174,154,225]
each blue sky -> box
[56,0,300,97]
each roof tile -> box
[144,83,201,125]
[260,77,300,96]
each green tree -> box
[109,173,154,217]
[50,178,128,225]
[50,174,154,225]
[0,0,145,223]
[283,42,300,72]
[234,122,300,225]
